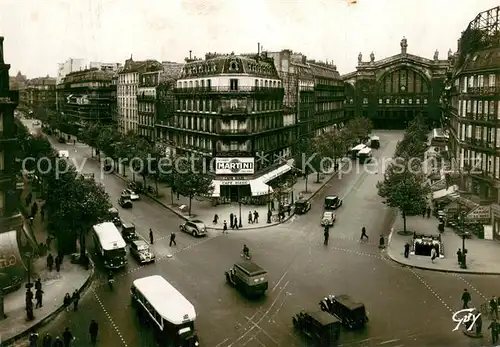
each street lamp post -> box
[238,187,242,228]
[461,234,467,269]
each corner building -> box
[165,52,295,203]
[343,38,451,129]
[444,6,500,236]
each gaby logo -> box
[452,308,481,332]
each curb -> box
[110,158,350,231]
[385,230,500,276]
[2,260,96,346]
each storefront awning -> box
[432,185,459,201]
[250,179,273,197]
[260,162,293,184]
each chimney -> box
[0,37,4,64]
[258,42,260,55]
[189,50,192,60]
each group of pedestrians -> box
[46,253,64,272]
[461,288,500,343]
[28,320,99,346]
[25,278,45,320]
[214,210,261,233]
[63,289,80,312]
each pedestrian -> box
[427,207,431,218]
[169,232,176,246]
[149,228,154,244]
[360,226,368,240]
[234,217,239,230]
[35,278,42,291]
[213,213,219,224]
[26,299,34,320]
[324,228,329,245]
[248,211,253,224]
[42,332,52,347]
[404,242,410,258]
[47,254,54,272]
[35,288,44,308]
[271,200,275,211]
[62,327,74,347]
[488,318,499,344]
[490,296,499,319]
[267,210,272,223]
[55,256,61,272]
[222,221,228,233]
[457,248,462,265]
[53,336,64,347]
[229,213,234,228]
[72,289,80,311]
[29,331,39,347]
[430,247,437,263]
[89,319,99,345]
[253,210,259,223]
[462,288,472,309]
[63,293,71,312]
[40,206,45,221]
[422,207,426,218]
[26,287,34,303]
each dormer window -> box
[229,60,239,71]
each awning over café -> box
[432,185,459,201]
[260,161,293,184]
[250,179,273,197]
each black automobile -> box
[118,196,132,208]
[129,240,155,264]
[295,198,311,214]
[319,294,368,329]
[58,136,65,143]
[121,222,138,242]
[292,310,340,346]
[324,195,342,210]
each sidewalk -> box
[0,188,94,345]
[105,155,347,231]
[387,213,500,274]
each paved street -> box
[15,125,500,347]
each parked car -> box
[324,195,342,210]
[122,189,139,201]
[118,196,132,208]
[321,211,336,226]
[130,240,155,264]
[295,198,311,214]
[179,220,207,237]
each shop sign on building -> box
[215,157,254,175]
[466,205,491,223]
[219,180,249,186]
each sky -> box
[1,0,498,78]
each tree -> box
[323,129,348,170]
[78,122,101,156]
[172,156,214,216]
[346,116,373,142]
[377,158,430,234]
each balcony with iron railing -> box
[463,137,497,151]
[465,86,500,95]
[464,112,499,124]
[136,94,156,101]
[219,107,249,115]
[174,86,284,94]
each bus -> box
[350,144,367,158]
[358,147,373,163]
[131,275,199,346]
[430,128,448,147]
[91,222,127,269]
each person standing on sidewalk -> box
[234,217,239,230]
[63,293,71,312]
[89,319,99,345]
[149,228,154,244]
[253,210,259,223]
[55,255,61,272]
[229,213,234,228]
[35,287,44,308]
[72,289,80,311]
[223,221,228,234]
[404,242,410,258]
[169,232,176,246]
[248,211,253,224]
[490,296,499,319]
[35,278,42,291]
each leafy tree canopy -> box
[346,117,373,142]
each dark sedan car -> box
[118,196,132,208]
[324,195,342,210]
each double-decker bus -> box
[131,275,199,346]
[91,222,127,269]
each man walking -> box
[149,228,154,244]
[490,296,499,319]
[169,232,176,246]
[234,217,239,230]
[488,318,499,344]
[360,226,369,241]
[89,319,99,345]
[35,287,44,308]
[222,221,228,234]
[62,327,74,347]
[248,211,253,224]
[461,288,472,309]
[324,227,329,245]
[42,333,52,347]
[253,210,259,223]
[229,213,234,228]
[404,242,410,258]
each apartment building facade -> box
[21,76,57,114]
[443,6,500,236]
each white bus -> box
[350,144,367,158]
[131,275,199,346]
[91,222,127,269]
[430,128,448,146]
[358,147,373,163]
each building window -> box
[496,157,500,179]
[489,100,495,114]
[489,74,496,87]
[255,79,259,88]
[423,99,427,104]
[230,79,239,91]
[409,99,412,104]
[496,128,500,148]
[230,141,237,151]
[363,98,368,104]
[378,99,382,104]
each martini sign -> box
[215,157,255,175]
